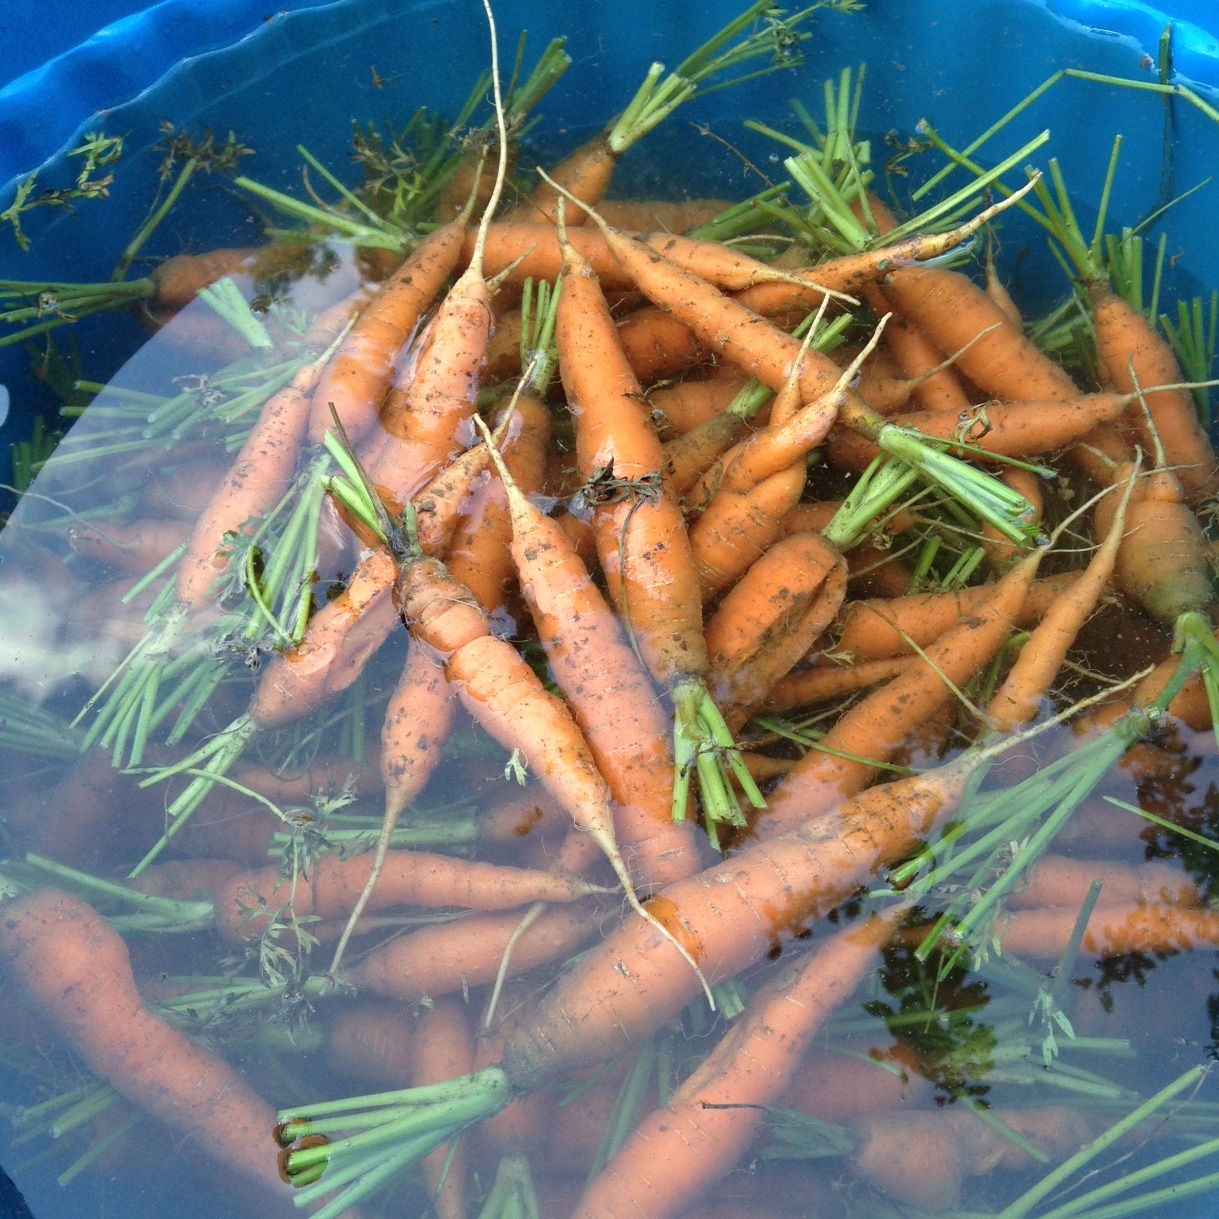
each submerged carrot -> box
[573,910,900,1219]
[0,888,292,1202]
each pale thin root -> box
[484,900,547,1030]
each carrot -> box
[988,901,1219,959]
[462,222,823,293]
[411,996,475,1219]
[212,847,601,945]
[495,750,985,1092]
[306,216,469,445]
[851,1104,1095,1211]
[703,531,848,732]
[0,887,293,1202]
[730,200,1034,320]
[176,349,331,610]
[760,655,916,712]
[862,281,974,415]
[1088,280,1219,502]
[554,204,763,832]
[324,1001,417,1086]
[477,413,708,890]
[444,391,553,615]
[350,900,601,1003]
[647,374,755,436]
[815,570,1081,663]
[148,243,315,311]
[1093,461,1213,627]
[572,910,900,1219]
[784,1043,931,1126]
[1007,856,1200,911]
[749,551,1043,841]
[824,391,1139,473]
[615,303,708,384]
[985,474,1134,733]
[595,198,734,233]
[659,379,773,498]
[67,518,190,574]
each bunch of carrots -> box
[4,3,1219,1217]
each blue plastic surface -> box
[0,0,1215,471]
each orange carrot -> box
[991,901,1219,959]
[412,996,475,1219]
[647,375,756,436]
[324,1001,417,1087]
[148,243,314,311]
[615,303,709,384]
[176,352,328,609]
[1093,461,1213,626]
[1087,277,1219,502]
[824,391,1138,474]
[463,223,818,293]
[852,1104,1095,1211]
[0,888,293,1202]
[816,570,1081,664]
[573,910,899,1219]
[479,413,708,889]
[985,475,1132,733]
[760,656,916,712]
[497,752,981,1090]
[306,217,469,444]
[752,549,1042,840]
[1008,855,1200,910]
[350,901,601,1003]
[703,531,848,731]
[212,849,602,944]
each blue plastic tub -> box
[2,4,1219,1218]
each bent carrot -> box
[0,888,292,1202]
